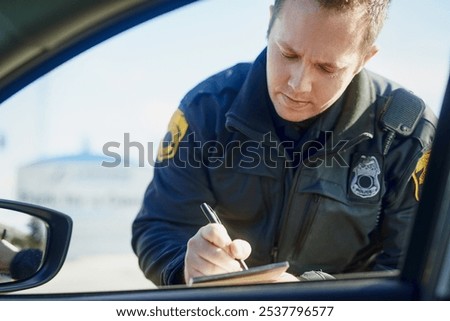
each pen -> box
[200,202,248,270]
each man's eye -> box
[319,65,334,74]
[281,51,296,59]
[318,65,335,74]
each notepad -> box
[188,261,290,286]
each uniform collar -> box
[225,48,275,143]
[333,70,377,140]
[225,48,376,144]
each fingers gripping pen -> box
[200,203,248,270]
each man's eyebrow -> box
[277,40,297,53]
[318,62,340,69]
[276,40,345,69]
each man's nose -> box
[288,63,312,93]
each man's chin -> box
[275,108,315,122]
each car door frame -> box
[1,0,449,301]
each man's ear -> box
[355,45,379,74]
[363,45,379,65]
[267,5,275,38]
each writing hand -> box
[184,223,251,283]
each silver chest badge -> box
[351,155,381,198]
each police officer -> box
[132,0,436,285]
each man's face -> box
[267,0,377,122]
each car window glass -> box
[436,237,450,299]
[0,0,448,293]
[0,0,271,293]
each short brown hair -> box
[267,0,391,50]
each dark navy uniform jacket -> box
[132,49,436,285]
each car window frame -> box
[401,75,450,301]
[0,0,198,105]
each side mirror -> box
[0,199,72,293]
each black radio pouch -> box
[380,88,426,155]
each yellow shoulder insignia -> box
[412,150,431,201]
[157,109,189,161]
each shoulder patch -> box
[412,150,431,201]
[157,109,189,161]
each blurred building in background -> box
[16,153,152,259]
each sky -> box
[0,0,449,198]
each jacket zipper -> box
[292,194,320,257]
[271,146,294,262]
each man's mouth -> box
[281,93,311,107]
